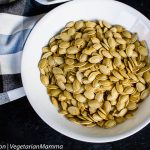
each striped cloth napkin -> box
[0,0,70,105]
[0,13,44,105]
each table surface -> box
[0,0,150,149]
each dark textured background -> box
[0,0,150,149]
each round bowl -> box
[21,0,150,143]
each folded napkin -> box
[0,13,44,105]
[0,0,70,105]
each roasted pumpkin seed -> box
[39,20,150,129]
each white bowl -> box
[21,0,150,143]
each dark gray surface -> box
[0,0,150,149]
[0,0,26,15]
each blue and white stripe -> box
[0,14,43,75]
[0,13,43,105]
[0,0,70,105]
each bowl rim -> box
[21,0,150,143]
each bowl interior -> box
[21,0,150,143]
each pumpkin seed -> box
[89,55,103,63]
[116,101,125,111]
[88,71,99,82]
[60,32,71,42]
[108,37,116,48]
[127,101,137,110]
[141,89,150,99]
[95,92,104,102]
[125,113,133,119]
[99,65,110,75]
[39,59,48,69]
[68,106,80,115]
[143,71,150,83]
[40,75,49,86]
[66,84,73,93]
[80,120,93,125]
[51,97,59,108]
[75,21,84,30]
[116,108,127,117]
[68,27,76,36]
[126,44,135,57]
[102,50,113,58]
[91,37,100,44]
[49,89,61,97]
[67,46,79,54]
[116,82,123,93]
[39,20,150,129]
[104,120,116,128]
[75,94,86,103]
[116,38,126,45]
[103,21,112,28]
[84,91,95,99]
[112,70,124,80]
[122,30,132,38]
[97,111,107,120]
[59,41,70,49]
[124,87,135,94]
[73,79,81,92]
[138,46,148,56]
[136,82,145,92]
[103,101,111,114]
[66,21,75,28]
[115,117,125,124]
[85,21,96,28]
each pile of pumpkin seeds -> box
[38,20,150,128]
